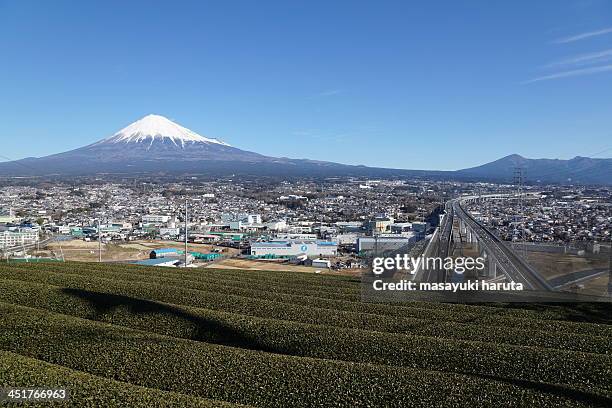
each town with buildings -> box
[0,177,440,269]
[0,176,609,282]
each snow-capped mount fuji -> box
[0,114,376,177]
[2,114,276,171]
[97,114,231,148]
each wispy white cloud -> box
[554,27,612,43]
[544,49,612,68]
[523,64,612,83]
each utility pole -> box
[608,235,612,296]
[97,218,102,262]
[420,198,425,224]
[184,198,188,267]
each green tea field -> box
[0,262,611,407]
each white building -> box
[333,233,359,245]
[275,233,317,240]
[279,195,308,201]
[312,259,331,269]
[229,221,265,231]
[142,214,170,224]
[287,225,313,234]
[53,225,71,234]
[222,213,262,225]
[250,240,337,258]
[265,220,288,231]
[0,229,39,249]
[159,227,180,237]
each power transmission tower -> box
[513,167,527,259]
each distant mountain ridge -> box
[455,154,611,185]
[0,115,609,184]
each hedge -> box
[0,350,242,407]
[1,266,610,340]
[0,303,603,407]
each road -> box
[421,202,454,283]
[549,268,608,289]
[452,199,552,291]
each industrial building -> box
[333,233,360,245]
[357,235,417,254]
[367,216,395,233]
[149,248,195,264]
[142,214,171,224]
[134,258,179,268]
[250,240,337,258]
[149,248,220,262]
[149,248,182,258]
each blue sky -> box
[1,0,611,170]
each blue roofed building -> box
[133,258,179,267]
[249,240,337,258]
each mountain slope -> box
[455,154,611,185]
[0,116,609,184]
[0,114,429,178]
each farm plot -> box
[0,262,610,407]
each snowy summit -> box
[100,114,230,147]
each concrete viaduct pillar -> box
[477,247,500,279]
[490,259,498,278]
[478,249,488,278]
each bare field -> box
[205,258,362,277]
[43,239,237,262]
[205,258,321,273]
[525,252,608,279]
[579,274,611,296]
